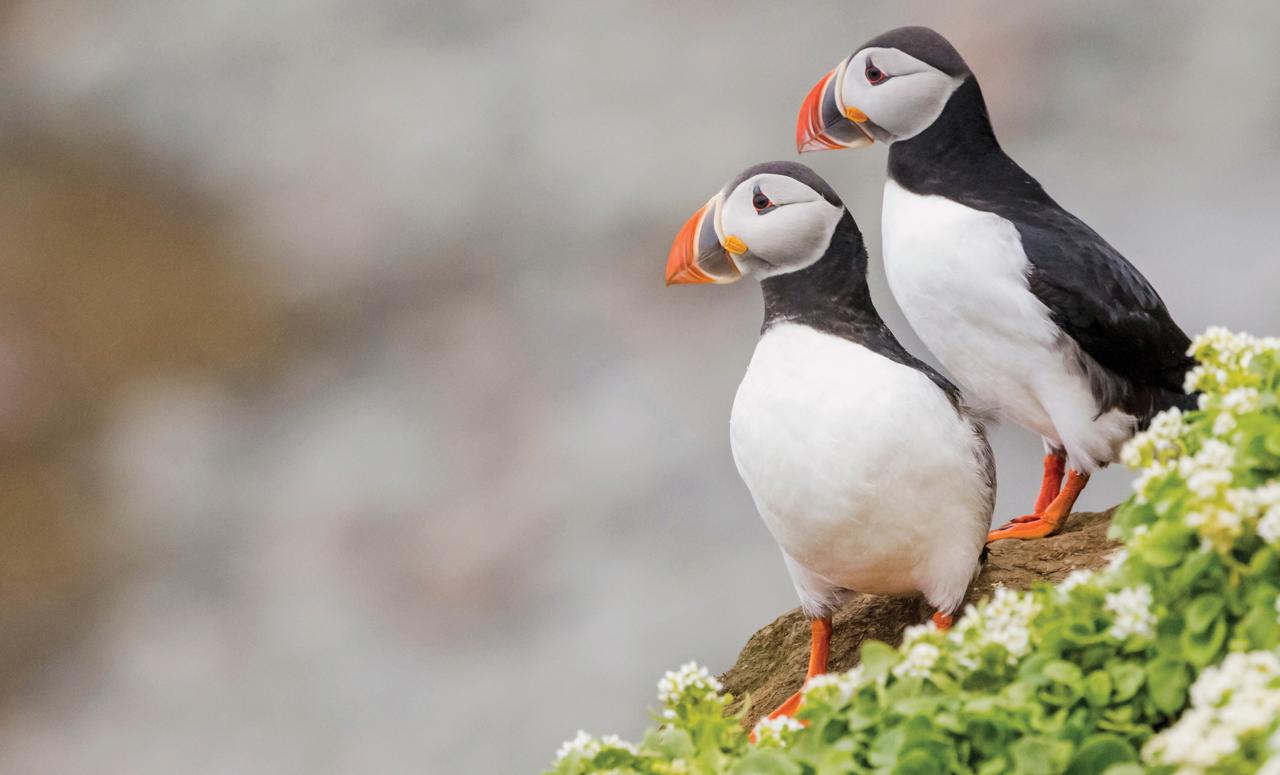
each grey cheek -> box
[738,252,776,272]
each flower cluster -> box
[553,730,638,765]
[800,666,863,705]
[893,639,941,679]
[656,661,723,708]
[1105,584,1156,640]
[1057,567,1096,596]
[1118,329,1280,554]
[1183,327,1280,393]
[948,585,1040,665]
[548,328,1280,775]
[1144,650,1280,773]
[1122,406,1187,472]
[751,715,803,748]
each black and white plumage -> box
[797,27,1196,478]
[666,161,993,619]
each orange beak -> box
[665,195,741,286]
[796,59,875,154]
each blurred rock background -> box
[0,1,1277,773]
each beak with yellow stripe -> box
[665,192,747,286]
[796,56,875,154]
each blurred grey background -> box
[0,1,1277,773]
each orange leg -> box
[764,617,832,722]
[988,469,1089,542]
[1007,452,1066,523]
[931,611,954,630]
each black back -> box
[887,76,1196,423]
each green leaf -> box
[1181,616,1227,667]
[1265,427,1280,455]
[1146,658,1191,715]
[646,727,694,759]
[729,749,802,775]
[895,748,950,775]
[1084,670,1112,707]
[1010,736,1072,775]
[1101,765,1147,775]
[858,640,899,678]
[1183,594,1225,634]
[1139,522,1193,568]
[1043,661,1083,686]
[1109,662,1145,703]
[1065,734,1137,775]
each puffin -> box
[666,161,993,720]
[794,26,1196,542]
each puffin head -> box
[665,161,845,286]
[796,26,971,153]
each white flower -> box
[1178,439,1235,499]
[950,586,1039,665]
[752,715,803,747]
[802,667,863,704]
[657,662,722,707]
[1123,408,1187,469]
[1131,464,1171,503]
[1183,364,1206,393]
[599,734,637,755]
[555,730,600,763]
[1105,585,1155,640]
[1221,387,1260,413]
[1145,650,1280,772]
[894,641,941,679]
[1057,569,1096,596]
[1260,507,1280,545]
[1152,408,1185,436]
[900,621,937,648]
[1213,411,1238,437]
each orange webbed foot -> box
[987,517,1060,541]
[988,469,1089,543]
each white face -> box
[839,46,962,142]
[718,173,843,279]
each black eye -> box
[865,62,888,85]
[752,185,775,214]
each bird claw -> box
[987,517,1060,542]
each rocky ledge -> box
[721,508,1120,727]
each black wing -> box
[1015,205,1194,396]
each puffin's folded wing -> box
[1018,207,1194,396]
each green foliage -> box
[547,328,1280,774]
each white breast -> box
[880,180,1133,470]
[729,323,990,615]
